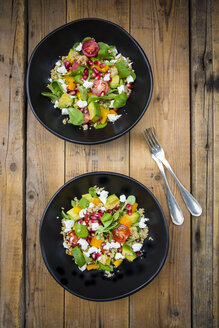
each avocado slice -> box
[88,101,101,122]
[122,244,137,262]
[105,194,120,209]
[110,75,120,88]
[67,207,79,219]
[82,193,93,202]
[58,93,73,108]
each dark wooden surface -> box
[0,1,218,327]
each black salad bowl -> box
[26,18,153,144]
[40,172,169,301]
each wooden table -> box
[0,1,218,327]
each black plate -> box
[26,18,153,144]
[40,172,169,301]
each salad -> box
[42,37,136,130]
[61,186,149,274]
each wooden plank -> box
[26,1,66,327]
[130,0,191,327]
[212,2,219,327]
[0,1,26,327]
[190,0,218,327]
[65,1,129,327]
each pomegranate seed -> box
[86,237,91,243]
[127,93,130,98]
[90,232,95,237]
[69,90,76,95]
[78,219,83,223]
[84,68,89,75]
[67,88,71,93]
[104,72,109,75]
[128,210,132,216]
[94,61,99,65]
[84,214,89,219]
[107,234,110,240]
[136,251,140,257]
[90,215,96,220]
[88,59,93,66]
[99,63,105,68]
[126,204,131,210]
[93,67,99,74]
[80,108,84,113]
[91,219,98,223]
[115,204,120,210]
[92,252,101,260]
[127,84,132,89]
[82,74,87,80]
[100,91,106,96]
[92,72,96,78]
[64,60,71,70]
[113,108,118,111]
[101,242,106,247]
[95,76,100,80]
[118,247,122,252]
[74,88,78,92]
[108,209,113,214]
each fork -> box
[143,127,202,217]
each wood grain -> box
[191,0,219,327]
[212,2,219,327]
[25,1,66,327]
[129,0,191,327]
[64,1,129,328]
[0,1,26,327]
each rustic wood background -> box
[0,0,218,327]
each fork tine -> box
[143,130,153,149]
[151,127,160,146]
[145,128,156,148]
[147,127,159,148]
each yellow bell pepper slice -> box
[87,264,100,270]
[92,198,101,206]
[73,206,81,214]
[119,215,132,227]
[131,203,138,213]
[100,107,109,124]
[76,91,81,100]
[90,237,103,248]
[113,259,123,267]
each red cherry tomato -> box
[82,39,100,57]
[112,225,130,243]
[91,80,109,96]
[66,231,79,247]
[72,59,79,71]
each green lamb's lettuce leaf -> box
[69,65,85,76]
[97,42,116,60]
[68,107,84,126]
[72,247,86,267]
[99,264,114,271]
[82,37,94,43]
[94,122,108,129]
[78,86,87,101]
[79,197,90,209]
[130,70,136,81]
[88,187,97,198]
[72,42,80,49]
[113,92,128,108]
[71,200,76,207]
[115,60,131,78]
[49,80,63,97]
[75,223,89,238]
[41,92,59,102]
[73,74,83,85]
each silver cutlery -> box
[143,127,202,218]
